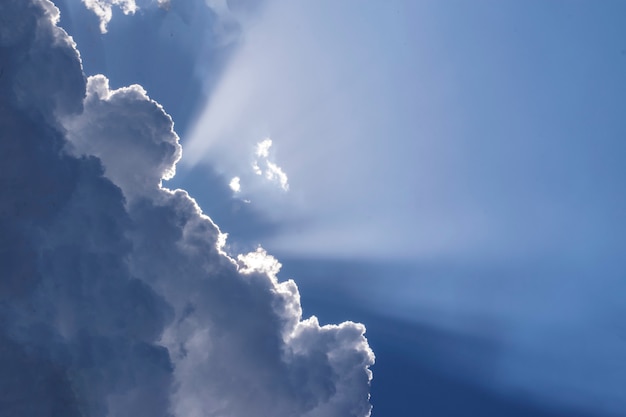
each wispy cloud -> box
[251,138,289,191]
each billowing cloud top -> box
[0,1,374,416]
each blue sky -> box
[3,0,626,416]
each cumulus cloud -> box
[82,0,137,33]
[63,74,182,199]
[0,1,373,417]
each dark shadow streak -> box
[279,258,616,417]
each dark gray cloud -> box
[0,1,373,416]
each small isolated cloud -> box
[0,1,373,417]
[266,161,289,191]
[81,0,137,33]
[252,137,290,191]
[229,176,241,192]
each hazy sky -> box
[2,0,626,416]
[174,2,626,414]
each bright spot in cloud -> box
[237,247,282,278]
[229,176,241,193]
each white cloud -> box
[250,138,290,191]
[0,2,373,417]
[266,161,289,191]
[63,75,182,201]
[237,247,281,277]
[81,0,137,33]
[256,137,272,157]
[229,176,241,192]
